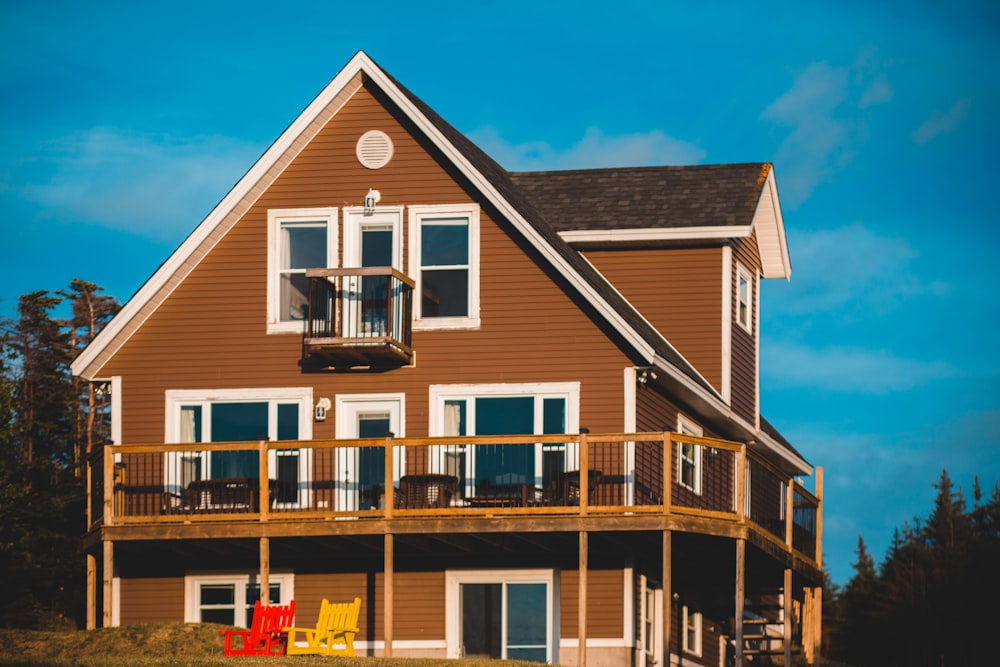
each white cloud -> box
[468,126,706,171]
[774,223,948,316]
[912,98,973,144]
[762,339,957,394]
[761,56,893,206]
[21,127,260,242]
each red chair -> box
[220,599,296,656]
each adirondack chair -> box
[284,597,362,656]
[219,599,296,656]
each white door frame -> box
[334,393,405,511]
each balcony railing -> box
[303,267,414,368]
[91,432,821,563]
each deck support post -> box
[578,530,588,667]
[86,551,97,629]
[784,567,793,665]
[384,532,394,658]
[260,537,270,604]
[102,540,113,628]
[734,538,745,667]
[662,530,672,667]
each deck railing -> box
[91,432,820,561]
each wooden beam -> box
[260,537,270,604]
[815,467,824,569]
[734,538,745,667]
[102,540,113,628]
[784,568,792,665]
[384,533,393,658]
[578,531,588,667]
[86,552,97,630]
[662,530,672,667]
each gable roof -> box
[71,50,807,473]
[509,164,792,279]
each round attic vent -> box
[356,130,393,169]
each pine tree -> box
[837,536,882,665]
[59,279,119,474]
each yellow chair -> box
[284,597,361,656]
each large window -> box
[429,383,578,498]
[185,573,293,626]
[446,569,555,662]
[165,388,312,505]
[267,208,338,333]
[409,205,480,329]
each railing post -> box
[736,444,747,521]
[815,466,824,568]
[103,445,114,526]
[579,429,589,515]
[785,476,794,547]
[259,440,269,522]
[384,434,395,519]
[662,431,672,514]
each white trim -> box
[751,168,792,280]
[559,225,752,244]
[343,206,404,269]
[754,270,761,430]
[676,414,704,495]
[70,61,364,379]
[164,387,314,443]
[445,568,556,662]
[334,393,406,511]
[623,565,635,649]
[736,263,753,333]
[408,204,481,330]
[624,368,638,505]
[111,574,120,627]
[681,605,703,657]
[428,382,580,436]
[184,571,294,625]
[267,207,339,334]
[721,247,732,405]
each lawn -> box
[0,623,554,667]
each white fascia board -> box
[359,61,658,364]
[71,54,370,379]
[559,225,751,244]
[755,430,812,475]
[750,168,792,280]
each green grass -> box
[0,623,555,667]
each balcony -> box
[302,267,414,369]
[88,432,821,567]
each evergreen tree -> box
[59,279,119,474]
[836,536,882,665]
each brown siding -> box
[119,577,185,624]
[560,569,624,638]
[99,84,634,444]
[583,247,723,392]
[731,234,760,424]
[294,571,444,641]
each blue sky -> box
[2,1,997,585]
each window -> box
[165,388,312,506]
[445,569,555,662]
[676,414,704,494]
[736,264,753,332]
[185,573,293,626]
[409,205,480,329]
[267,208,338,333]
[682,605,703,656]
[429,383,579,497]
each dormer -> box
[510,163,790,426]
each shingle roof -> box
[508,163,770,232]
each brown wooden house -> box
[74,51,823,666]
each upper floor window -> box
[409,204,480,330]
[267,208,338,333]
[737,264,753,333]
